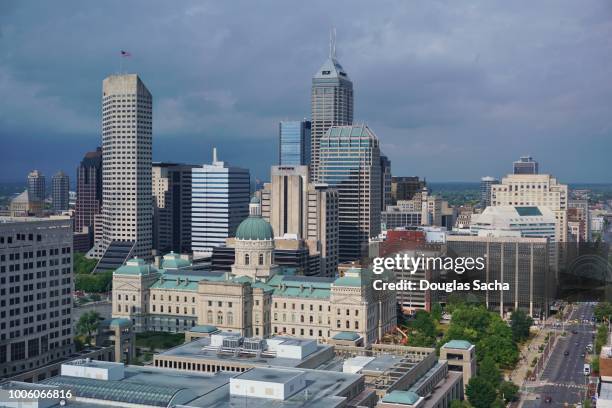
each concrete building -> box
[27,170,46,203]
[513,155,539,174]
[89,74,153,265]
[391,177,426,204]
[439,340,477,391]
[318,125,381,262]
[568,199,591,243]
[380,155,392,211]
[470,205,556,239]
[191,149,250,257]
[445,234,551,318]
[9,191,43,217]
[279,120,311,166]
[479,176,498,208]
[51,171,69,212]
[74,148,102,251]
[0,217,74,378]
[381,208,422,230]
[491,173,568,243]
[112,201,395,344]
[152,162,198,255]
[260,165,339,276]
[310,34,353,180]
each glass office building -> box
[279,120,311,166]
[191,149,250,257]
[318,125,381,262]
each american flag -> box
[120,50,131,57]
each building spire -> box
[329,27,336,59]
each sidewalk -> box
[511,325,552,386]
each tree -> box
[74,253,98,275]
[75,271,113,293]
[407,310,437,347]
[594,302,612,322]
[76,311,101,345]
[466,377,497,408]
[477,334,519,368]
[510,309,533,342]
[478,356,501,387]
[431,303,443,322]
[498,381,519,402]
[450,400,471,408]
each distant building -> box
[191,148,250,257]
[568,199,590,242]
[380,155,392,211]
[0,217,74,377]
[470,206,556,239]
[279,120,311,166]
[513,155,539,175]
[27,170,46,203]
[9,191,43,217]
[391,176,426,204]
[52,171,70,212]
[318,125,381,262]
[479,176,498,208]
[74,148,102,252]
[310,36,353,180]
[152,162,198,255]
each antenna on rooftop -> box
[329,27,337,59]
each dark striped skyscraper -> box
[310,33,353,180]
[279,120,311,166]
[52,171,70,212]
[75,148,102,233]
[27,169,46,203]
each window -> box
[244,254,250,265]
[227,312,233,325]
[207,310,213,324]
[258,254,264,265]
[216,311,223,325]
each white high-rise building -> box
[191,149,250,257]
[491,174,568,243]
[89,74,153,264]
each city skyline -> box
[1,1,611,183]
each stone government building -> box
[112,199,396,345]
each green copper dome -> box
[235,215,274,240]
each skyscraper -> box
[390,176,426,204]
[191,148,250,257]
[0,217,74,376]
[318,125,381,262]
[52,171,70,212]
[310,33,353,180]
[27,170,46,203]
[152,162,198,254]
[380,155,392,211]
[75,148,102,234]
[279,120,311,166]
[479,176,499,208]
[89,74,153,263]
[513,156,539,174]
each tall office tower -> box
[260,165,339,276]
[390,176,426,204]
[491,174,568,243]
[380,155,392,211]
[191,149,250,258]
[310,34,353,180]
[27,170,46,203]
[51,171,69,212]
[479,176,499,208]
[279,120,311,166]
[74,148,102,233]
[89,74,153,264]
[0,217,74,377]
[513,155,539,174]
[152,163,197,255]
[318,125,381,262]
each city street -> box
[524,303,595,407]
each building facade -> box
[112,204,395,345]
[390,177,426,204]
[89,74,153,262]
[191,149,250,257]
[27,170,46,204]
[279,120,311,166]
[74,148,102,236]
[380,155,392,211]
[479,176,498,208]
[152,162,197,255]
[0,217,74,378]
[51,171,70,213]
[318,125,381,262]
[513,155,539,175]
[310,40,353,180]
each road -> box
[527,303,595,407]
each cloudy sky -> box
[0,0,611,183]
